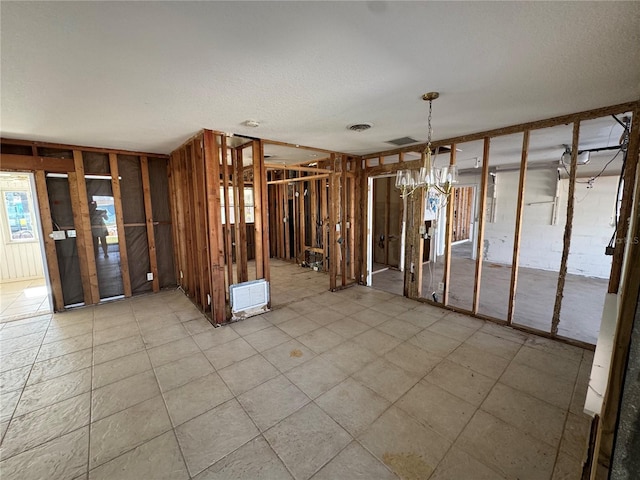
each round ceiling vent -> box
[348,122,373,132]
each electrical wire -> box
[561,149,622,187]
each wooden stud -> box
[608,105,640,293]
[473,138,491,314]
[108,154,132,297]
[68,168,97,305]
[140,156,160,293]
[221,138,235,287]
[551,122,580,335]
[34,171,64,311]
[253,142,265,279]
[403,187,425,299]
[180,147,196,298]
[204,130,226,324]
[384,177,391,265]
[329,170,338,290]
[321,174,329,272]
[310,179,318,248]
[233,148,249,283]
[283,180,290,259]
[355,157,366,284]
[196,136,212,308]
[167,154,182,288]
[258,140,270,284]
[507,131,530,324]
[72,151,100,304]
[298,177,306,264]
[341,156,348,286]
[349,174,356,280]
[442,145,457,305]
[187,141,204,306]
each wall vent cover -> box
[230,279,270,320]
[386,136,419,146]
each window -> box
[3,191,37,241]
[220,187,255,224]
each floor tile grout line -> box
[86,304,97,478]
[129,304,192,480]
[0,312,57,454]
[432,339,524,477]
[549,348,588,476]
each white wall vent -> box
[230,279,270,320]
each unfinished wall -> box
[1,139,174,310]
[168,131,270,324]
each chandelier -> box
[395,92,458,198]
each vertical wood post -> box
[507,130,530,323]
[341,156,348,286]
[403,188,425,299]
[608,106,640,293]
[473,138,491,314]
[321,173,329,273]
[140,156,160,293]
[298,176,306,264]
[552,121,581,335]
[71,151,99,304]
[221,137,234,287]
[233,148,248,283]
[34,171,64,311]
[108,154,132,297]
[442,145,457,305]
[310,179,318,248]
[204,130,226,323]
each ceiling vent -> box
[348,123,373,132]
[386,136,419,146]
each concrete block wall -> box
[482,169,617,278]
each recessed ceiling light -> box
[243,120,260,128]
[348,123,373,132]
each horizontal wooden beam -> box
[0,154,74,173]
[265,163,332,174]
[262,138,343,156]
[1,138,169,158]
[267,173,329,185]
[361,100,639,160]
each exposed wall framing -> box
[1,138,174,311]
[168,131,271,324]
[361,100,640,348]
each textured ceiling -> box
[1,1,639,161]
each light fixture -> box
[561,145,590,165]
[395,92,457,199]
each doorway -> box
[369,175,405,295]
[0,172,52,321]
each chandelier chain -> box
[427,99,433,145]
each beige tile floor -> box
[0,261,593,479]
[0,278,51,323]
